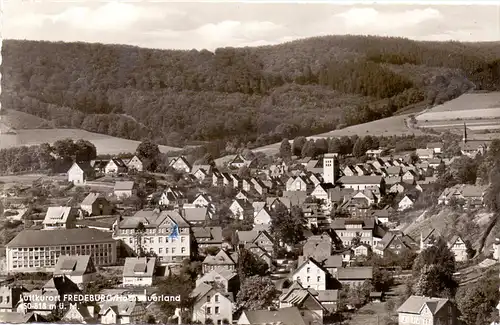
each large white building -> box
[6,229,117,273]
[113,209,191,265]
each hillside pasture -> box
[416,108,500,122]
[0,129,181,155]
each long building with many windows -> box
[6,228,117,273]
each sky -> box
[2,1,500,50]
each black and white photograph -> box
[0,0,499,324]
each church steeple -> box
[462,122,468,144]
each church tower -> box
[323,153,339,185]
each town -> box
[0,122,498,325]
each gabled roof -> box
[81,192,106,206]
[108,158,127,168]
[123,257,156,278]
[99,301,143,316]
[0,312,40,323]
[70,161,93,174]
[397,295,449,314]
[192,227,223,243]
[117,209,189,229]
[202,249,237,266]
[183,207,208,222]
[293,257,328,276]
[330,218,376,230]
[43,206,75,225]
[114,181,135,191]
[54,255,94,276]
[196,268,237,285]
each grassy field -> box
[0,129,181,155]
[0,109,50,129]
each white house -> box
[105,158,128,174]
[53,255,96,286]
[99,301,146,324]
[122,257,156,287]
[43,206,77,230]
[448,235,468,262]
[80,193,112,216]
[127,156,144,172]
[398,195,415,211]
[67,162,94,185]
[254,208,272,226]
[169,156,192,173]
[114,181,136,199]
[191,283,233,325]
[291,258,328,290]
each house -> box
[291,258,329,290]
[169,156,192,173]
[80,193,112,216]
[122,257,156,287]
[402,170,418,184]
[448,236,468,262]
[191,165,213,182]
[366,149,383,158]
[331,218,384,248]
[337,267,373,287]
[237,307,307,325]
[286,176,313,192]
[438,184,488,207]
[105,158,128,174]
[398,195,415,211]
[202,250,238,274]
[99,301,146,324]
[245,243,273,267]
[43,206,77,230]
[114,209,191,264]
[302,234,333,260]
[62,302,96,323]
[159,187,187,207]
[113,181,136,199]
[251,178,269,196]
[127,155,143,172]
[196,268,239,294]
[228,154,255,169]
[278,282,327,325]
[231,174,242,189]
[397,295,459,325]
[353,244,370,257]
[6,228,117,272]
[53,255,96,286]
[182,207,210,226]
[192,227,223,251]
[420,229,441,251]
[416,148,434,160]
[338,176,385,194]
[426,142,444,154]
[91,160,109,174]
[191,283,234,325]
[192,193,213,207]
[311,183,336,202]
[235,190,250,202]
[67,162,95,185]
[229,199,253,220]
[253,207,273,225]
[373,232,418,257]
[305,159,323,174]
[236,230,275,256]
[0,285,27,312]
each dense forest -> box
[2,35,500,150]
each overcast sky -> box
[3,1,500,50]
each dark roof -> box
[7,228,115,248]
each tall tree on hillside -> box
[270,206,306,246]
[451,156,478,184]
[237,248,269,281]
[136,140,161,171]
[301,140,317,158]
[74,139,97,162]
[279,138,292,160]
[352,138,366,157]
[292,136,307,156]
[314,138,328,155]
[339,136,353,155]
[52,138,77,162]
[328,137,342,154]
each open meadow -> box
[0,129,181,155]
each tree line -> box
[3,35,498,150]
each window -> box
[215,307,219,314]
[159,248,163,254]
[181,237,185,243]
[215,295,219,302]
[207,295,211,302]
[317,276,321,282]
[181,247,186,254]
[217,321,222,325]
[206,307,211,314]
[307,276,310,282]
[172,248,176,254]
[159,237,163,243]
[306,267,310,273]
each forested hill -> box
[2,35,500,153]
